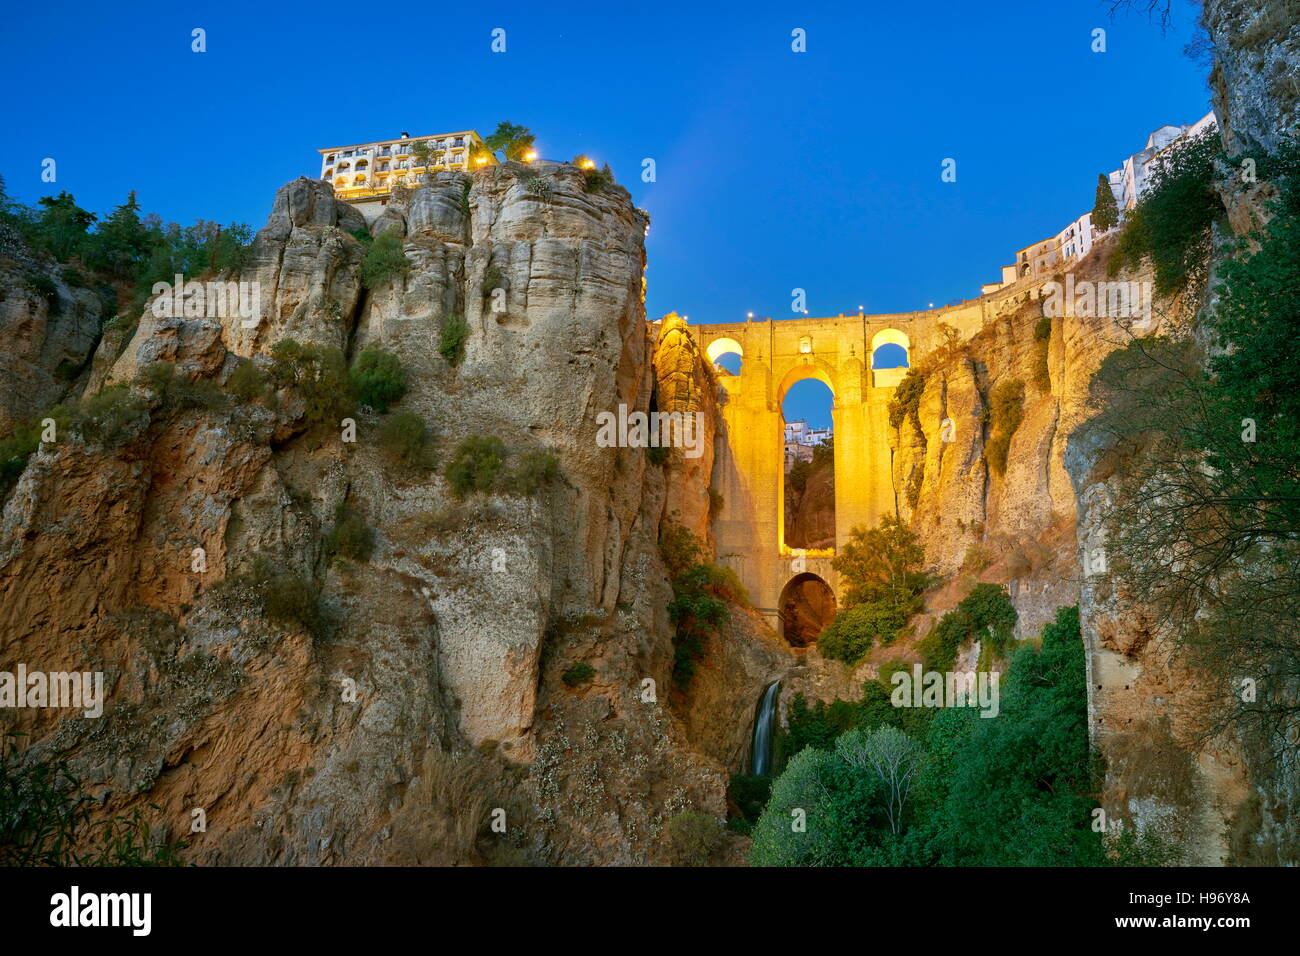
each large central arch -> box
[692,308,972,630]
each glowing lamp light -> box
[524,149,539,162]
[747,311,754,319]
[580,158,595,169]
[475,156,487,166]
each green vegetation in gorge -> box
[819,516,929,665]
[659,524,747,689]
[750,607,1131,866]
[1090,137,1300,781]
[1,735,186,866]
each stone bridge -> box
[689,302,995,638]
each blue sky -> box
[1,0,1209,427]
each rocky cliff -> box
[0,164,782,865]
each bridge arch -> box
[778,572,836,646]
[870,328,911,368]
[706,336,744,364]
[777,359,837,403]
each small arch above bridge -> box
[706,336,745,364]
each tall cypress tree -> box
[1093,173,1120,232]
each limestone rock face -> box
[1204,0,1300,157]
[1,163,788,866]
[653,312,719,543]
[0,250,104,432]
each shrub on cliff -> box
[659,524,738,689]
[917,582,1016,672]
[0,417,46,500]
[360,233,410,289]
[326,501,375,562]
[1106,129,1223,296]
[888,368,926,430]
[444,435,506,497]
[665,811,726,866]
[268,339,353,430]
[226,358,268,402]
[238,556,326,641]
[561,662,595,688]
[72,385,150,447]
[818,602,910,665]
[502,449,560,495]
[984,378,1024,477]
[379,410,436,472]
[349,348,407,412]
[439,314,469,366]
[0,734,187,866]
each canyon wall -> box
[0,165,783,865]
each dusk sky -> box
[2,0,1209,426]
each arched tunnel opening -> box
[778,572,836,647]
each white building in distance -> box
[983,112,1217,293]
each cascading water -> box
[749,680,781,776]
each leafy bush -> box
[140,361,225,412]
[379,410,436,472]
[268,339,353,430]
[0,734,187,866]
[665,810,725,866]
[444,435,506,498]
[581,163,614,194]
[888,368,926,430]
[226,359,268,402]
[326,501,375,562]
[561,662,595,687]
[360,233,410,289]
[0,418,46,500]
[439,314,469,366]
[502,449,559,495]
[728,774,773,823]
[72,385,149,447]
[25,274,60,313]
[350,348,407,412]
[239,557,325,639]
[818,602,911,665]
[917,582,1017,672]
[659,524,739,689]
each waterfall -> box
[749,680,781,776]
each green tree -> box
[832,515,928,611]
[1092,173,1120,232]
[484,122,536,162]
[87,191,151,279]
[33,192,96,261]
